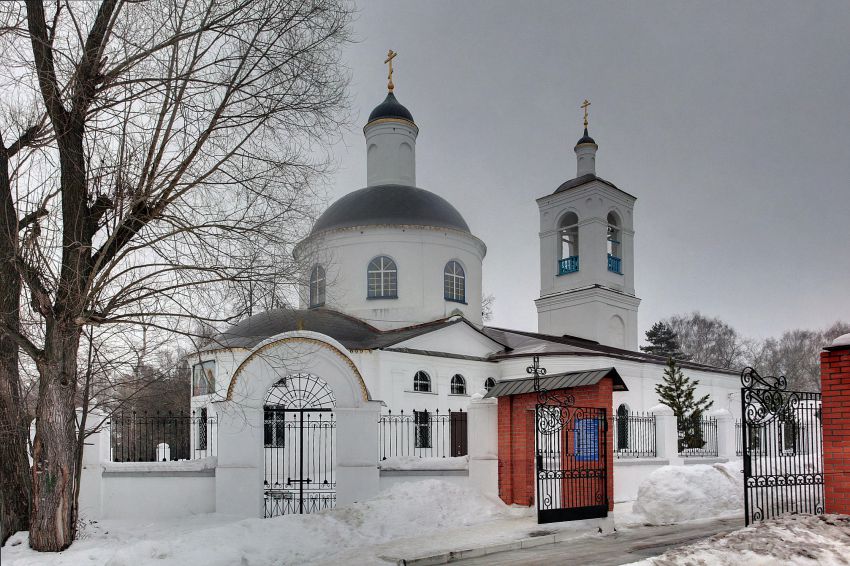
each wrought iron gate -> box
[536,402,608,523]
[264,374,336,517]
[527,356,608,524]
[741,367,824,525]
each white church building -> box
[166,65,745,520]
[72,61,744,524]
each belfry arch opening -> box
[558,211,580,275]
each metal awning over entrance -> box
[483,367,628,398]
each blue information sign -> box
[574,418,599,462]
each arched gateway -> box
[264,374,337,517]
[212,331,381,519]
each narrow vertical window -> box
[367,256,398,299]
[444,261,466,303]
[616,404,629,451]
[607,211,622,274]
[414,410,431,449]
[198,408,208,451]
[309,265,325,307]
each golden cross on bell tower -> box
[385,49,397,92]
[581,99,591,129]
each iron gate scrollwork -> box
[530,356,609,524]
[264,373,337,517]
[740,367,823,525]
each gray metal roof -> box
[202,308,499,352]
[483,367,628,398]
[310,184,471,235]
[546,173,636,201]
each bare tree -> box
[0,0,351,550]
[664,311,748,370]
[751,321,850,391]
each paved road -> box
[453,517,743,565]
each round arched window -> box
[368,256,398,299]
[484,377,496,392]
[444,260,466,303]
[450,374,466,395]
[413,370,431,393]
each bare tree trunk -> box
[0,125,34,547]
[29,324,80,551]
[0,321,30,547]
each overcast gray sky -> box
[323,0,850,341]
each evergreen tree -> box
[655,357,714,451]
[641,322,687,359]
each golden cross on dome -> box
[384,49,397,92]
[581,99,591,128]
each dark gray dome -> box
[367,92,414,124]
[576,127,596,146]
[311,184,471,235]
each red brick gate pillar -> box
[496,379,615,512]
[821,334,850,515]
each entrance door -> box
[535,404,608,524]
[450,410,468,457]
[263,373,336,517]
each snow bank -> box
[629,514,850,566]
[632,461,743,524]
[378,455,468,471]
[0,480,518,566]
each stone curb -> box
[394,530,586,565]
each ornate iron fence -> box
[109,410,217,462]
[377,409,467,462]
[677,415,718,457]
[612,412,656,458]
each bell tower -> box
[534,102,641,350]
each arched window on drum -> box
[444,260,466,303]
[367,256,398,299]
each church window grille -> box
[484,377,496,392]
[414,410,431,448]
[558,212,580,275]
[413,370,431,393]
[444,260,466,303]
[263,408,286,448]
[309,265,326,307]
[367,256,398,299]
[198,408,209,451]
[192,360,215,396]
[450,374,467,395]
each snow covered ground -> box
[628,514,850,565]
[1,480,530,566]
